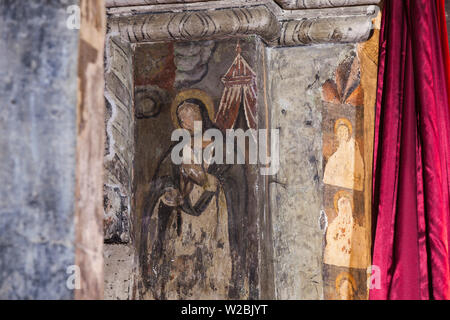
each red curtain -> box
[371,0,450,300]
[437,0,450,111]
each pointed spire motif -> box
[236,40,242,55]
[215,41,258,133]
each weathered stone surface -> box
[104,36,135,243]
[278,16,373,46]
[106,0,211,6]
[104,7,378,300]
[103,35,137,301]
[274,0,379,10]
[109,6,281,44]
[267,44,357,299]
[104,244,135,300]
[0,0,79,299]
[108,3,376,46]
[104,0,380,301]
[105,0,380,10]
[105,0,381,301]
[0,0,381,302]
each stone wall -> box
[103,34,137,300]
[104,39,378,301]
[0,0,79,300]
[103,0,380,300]
[0,0,381,300]
[104,244,135,299]
[267,37,377,299]
[104,36,135,244]
[267,44,332,299]
[0,0,106,300]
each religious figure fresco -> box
[323,263,367,300]
[136,39,260,300]
[321,51,370,301]
[139,89,250,299]
[323,118,364,191]
[335,272,357,300]
[324,191,367,269]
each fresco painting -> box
[321,52,370,300]
[134,39,262,300]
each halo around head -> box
[335,271,356,292]
[171,89,215,129]
[334,118,353,137]
[334,190,354,213]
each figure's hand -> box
[161,187,183,207]
[179,175,194,197]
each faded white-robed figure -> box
[324,192,367,269]
[323,119,364,191]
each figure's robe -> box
[323,138,364,191]
[140,142,248,299]
[324,214,368,269]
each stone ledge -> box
[105,0,380,9]
[107,1,379,47]
[277,15,373,46]
[274,0,379,10]
[106,0,213,7]
[109,5,280,44]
